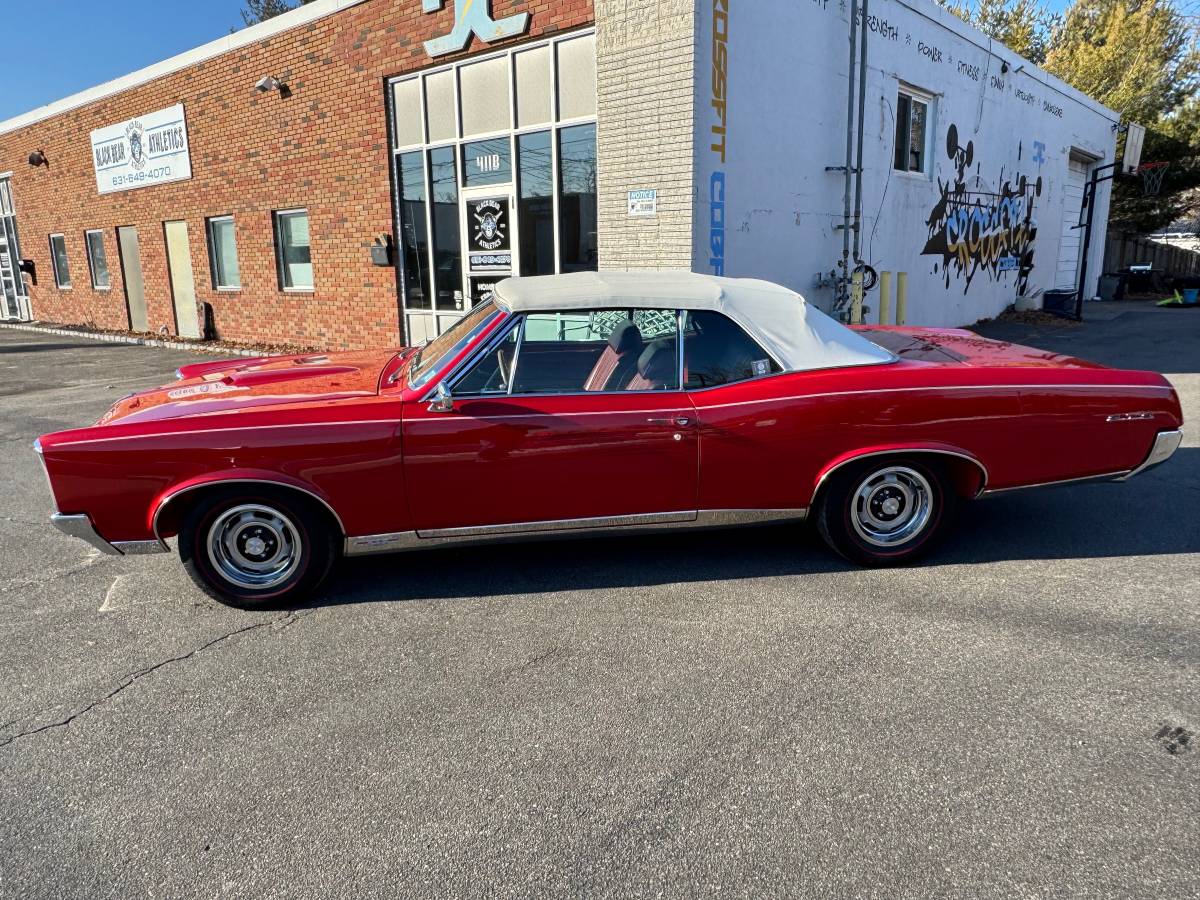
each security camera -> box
[255,75,282,94]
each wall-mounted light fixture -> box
[254,72,292,98]
[1000,61,1010,74]
[27,149,48,168]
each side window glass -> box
[454,324,519,395]
[684,311,781,389]
[501,309,680,395]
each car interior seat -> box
[584,319,645,391]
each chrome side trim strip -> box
[813,449,989,500]
[112,539,171,555]
[50,513,122,556]
[419,510,698,539]
[980,470,1131,495]
[343,508,808,557]
[1116,429,1183,481]
[152,478,347,542]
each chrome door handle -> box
[648,416,692,427]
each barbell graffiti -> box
[922,124,1042,294]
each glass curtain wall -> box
[389,31,597,340]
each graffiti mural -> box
[922,124,1043,293]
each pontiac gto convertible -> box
[36,272,1183,608]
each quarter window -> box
[894,88,931,174]
[683,311,781,389]
[85,230,110,289]
[49,234,70,288]
[274,209,312,290]
[207,216,241,290]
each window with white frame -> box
[389,31,597,333]
[85,230,110,289]
[274,209,312,290]
[894,87,932,174]
[207,216,241,290]
[49,234,71,289]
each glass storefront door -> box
[0,178,31,321]
[461,185,517,306]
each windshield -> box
[408,302,501,390]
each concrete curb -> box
[0,321,266,357]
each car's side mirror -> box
[428,381,454,413]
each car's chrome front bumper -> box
[1117,429,1184,481]
[50,513,168,556]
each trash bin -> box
[1098,274,1122,301]
[1042,289,1077,318]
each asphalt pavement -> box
[1,302,1197,898]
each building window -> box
[85,230,110,290]
[397,152,431,309]
[207,216,240,290]
[518,131,554,276]
[49,234,70,289]
[558,123,598,272]
[894,88,931,174]
[429,146,463,311]
[274,209,312,291]
[389,31,598,335]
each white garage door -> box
[1055,156,1089,290]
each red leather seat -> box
[584,320,644,392]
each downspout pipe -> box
[842,0,860,291]
[852,0,869,268]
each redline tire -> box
[816,457,955,566]
[179,487,338,610]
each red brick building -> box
[0,0,594,349]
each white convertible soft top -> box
[493,271,896,373]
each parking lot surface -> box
[1,304,1197,898]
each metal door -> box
[164,220,201,338]
[117,226,149,332]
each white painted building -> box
[599,0,1120,327]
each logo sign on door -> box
[422,0,530,57]
[469,197,512,272]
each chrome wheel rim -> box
[206,504,302,590]
[851,466,934,548]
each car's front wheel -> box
[815,457,954,566]
[179,488,338,609]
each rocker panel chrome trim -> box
[343,508,808,557]
[980,470,1130,495]
[113,539,171,555]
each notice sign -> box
[628,189,658,217]
[90,104,192,195]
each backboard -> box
[1122,123,1146,174]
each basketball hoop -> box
[1135,161,1169,197]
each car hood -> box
[96,349,402,426]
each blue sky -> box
[0,0,250,121]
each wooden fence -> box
[1103,231,1200,277]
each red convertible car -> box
[36,272,1182,609]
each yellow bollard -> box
[878,271,892,325]
[896,271,908,326]
[850,270,864,325]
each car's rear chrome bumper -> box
[1116,429,1184,481]
[50,513,168,556]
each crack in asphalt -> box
[0,610,312,750]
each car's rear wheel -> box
[815,457,955,566]
[179,488,338,609]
